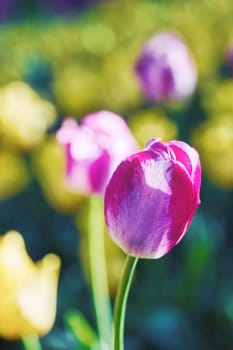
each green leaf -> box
[64,309,99,350]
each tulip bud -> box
[57,111,138,195]
[135,31,197,102]
[104,139,201,259]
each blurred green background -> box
[0,0,233,349]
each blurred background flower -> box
[0,81,56,151]
[0,231,60,339]
[57,111,138,195]
[135,31,197,102]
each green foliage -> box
[65,309,99,350]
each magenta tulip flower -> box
[104,138,201,259]
[135,31,197,102]
[57,111,138,195]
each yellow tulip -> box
[0,81,56,151]
[0,231,61,339]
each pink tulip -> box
[104,138,201,259]
[57,111,138,195]
[135,31,197,102]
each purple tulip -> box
[135,31,197,102]
[57,111,138,195]
[104,138,201,259]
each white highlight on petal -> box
[142,158,171,194]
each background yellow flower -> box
[0,82,56,151]
[0,231,61,339]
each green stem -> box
[113,255,138,350]
[88,196,112,350]
[21,336,42,350]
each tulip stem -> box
[113,255,138,350]
[88,196,112,350]
[21,336,42,350]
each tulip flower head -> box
[0,231,61,339]
[57,111,138,195]
[104,138,201,259]
[135,31,197,102]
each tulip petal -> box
[17,254,61,336]
[167,140,201,201]
[136,54,175,100]
[82,111,139,169]
[105,150,197,259]
[82,110,130,138]
[89,150,111,193]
